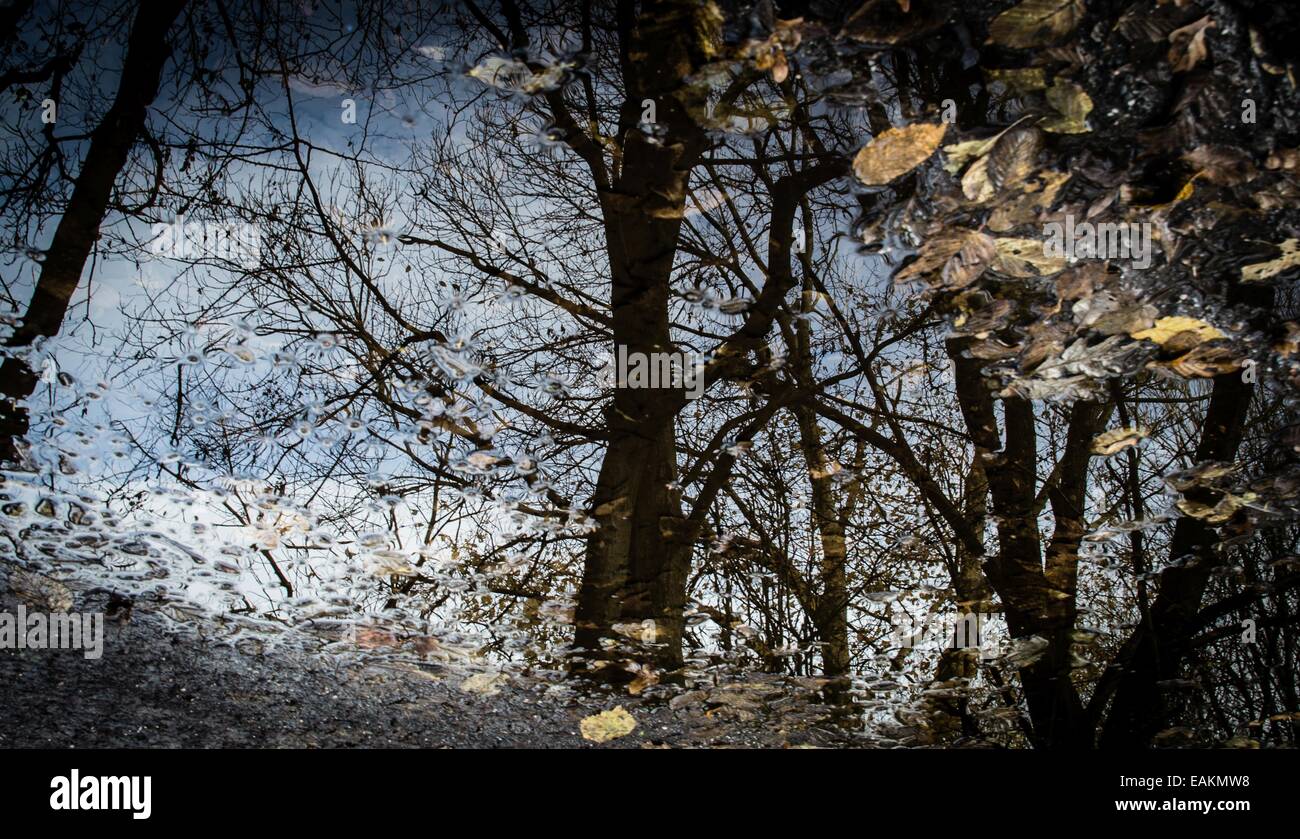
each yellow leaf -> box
[853,123,948,185]
[1177,491,1256,524]
[987,0,1085,49]
[1241,239,1300,282]
[694,1,726,60]
[1130,316,1224,346]
[961,155,996,202]
[1040,79,1092,134]
[943,133,1003,174]
[580,706,638,743]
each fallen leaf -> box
[1241,239,1300,282]
[853,123,948,185]
[943,132,1005,174]
[1166,343,1241,378]
[354,626,401,649]
[466,56,524,87]
[961,155,996,202]
[1182,145,1258,185]
[989,170,1071,231]
[1040,79,1092,134]
[669,689,708,710]
[943,231,999,288]
[1092,426,1148,456]
[993,237,1069,277]
[580,706,638,742]
[1265,149,1300,171]
[987,0,1085,49]
[1054,261,1103,302]
[467,56,570,94]
[1177,491,1257,524]
[986,125,1045,192]
[628,667,660,696]
[1000,634,1051,667]
[1020,320,1071,369]
[1168,16,1214,73]
[741,33,791,83]
[1165,461,1236,493]
[895,229,997,289]
[365,550,418,577]
[612,620,660,642]
[7,569,73,612]
[459,671,508,696]
[1131,316,1225,346]
[954,295,1014,336]
[1073,289,1158,335]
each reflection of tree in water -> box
[0,0,1298,748]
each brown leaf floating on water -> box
[853,123,948,185]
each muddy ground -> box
[0,605,871,749]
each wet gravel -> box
[0,606,865,749]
